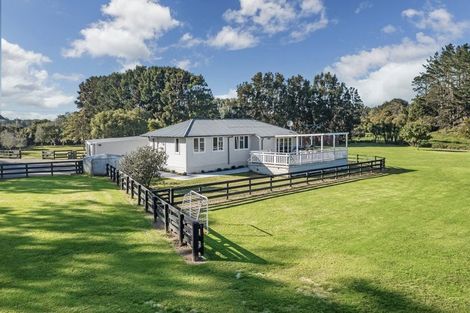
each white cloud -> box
[209,0,328,50]
[207,26,258,50]
[326,7,469,106]
[178,33,204,48]
[215,88,237,99]
[173,58,199,71]
[402,8,469,39]
[223,0,297,34]
[355,1,373,14]
[63,0,179,67]
[381,24,397,34]
[52,72,83,82]
[289,10,328,42]
[1,38,74,111]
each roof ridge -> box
[183,119,195,137]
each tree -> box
[0,130,17,149]
[366,99,408,143]
[34,123,61,145]
[461,118,470,138]
[119,146,168,186]
[90,109,149,138]
[233,71,364,133]
[412,44,470,128]
[61,111,91,143]
[400,120,432,147]
[75,66,219,130]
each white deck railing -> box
[248,148,348,166]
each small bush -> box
[119,146,167,187]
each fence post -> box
[0,164,3,179]
[126,177,130,194]
[51,162,54,176]
[152,196,158,222]
[335,168,338,179]
[116,171,120,186]
[179,213,185,245]
[25,163,29,178]
[199,223,204,257]
[131,180,135,199]
[356,154,359,163]
[249,178,252,195]
[226,182,229,200]
[19,150,22,159]
[289,174,292,187]
[164,205,170,233]
[137,184,142,205]
[192,221,200,261]
[106,164,109,177]
[145,189,149,212]
[169,189,174,205]
[370,161,373,173]
[305,172,309,184]
[321,170,324,181]
[270,176,273,191]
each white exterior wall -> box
[148,137,187,173]
[86,137,147,156]
[155,135,258,174]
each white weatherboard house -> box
[142,119,349,175]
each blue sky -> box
[1,0,470,119]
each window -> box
[175,138,180,153]
[213,137,224,151]
[194,137,205,153]
[235,136,249,150]
[276,138,292,153]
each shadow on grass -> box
[205,229,268,264]
[0,176,442,313]
[0,175,113,194]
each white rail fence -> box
[248,148,348,166]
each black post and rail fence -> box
[0,160,83,179]
[155,155,386,205]
[105,164,205,261]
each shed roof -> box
[85,136,147,144]
[142,119,296,138]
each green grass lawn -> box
[21,145,85,159]
[1,146,470,312]
[430,129,470,150]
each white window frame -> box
[235,135,249,150]
[194,137,205,153]
[212,137,224,152]
[175,138,180,154]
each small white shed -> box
[85,136,148,157]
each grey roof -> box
[142,119,296,138]
[85,136,147,144]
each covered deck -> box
[248,132,349,174]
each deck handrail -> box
[249,148,348,166]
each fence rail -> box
[0,160,84,179]
[41,150,86,160]
[156,155,385,205]
[0,150,22,159]
[105,164,204,261]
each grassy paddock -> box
[20,145,85,159]
[1,146,470,312]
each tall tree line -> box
[220,72,364,133]
[411,43,470,128]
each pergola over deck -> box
[250,132,349,166]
